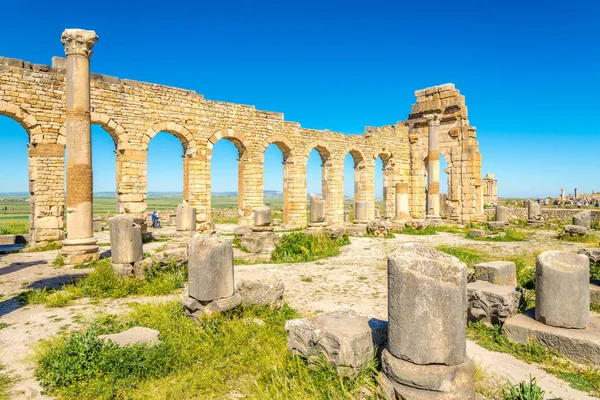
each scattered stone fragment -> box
[467,280,521,326]
[468,229,486,238]
[285,310,388,377]
[564,224,587,236]
[473,261,517,286]
[367,220,393,237]
[99,327,160,347]
[236,277,285,307]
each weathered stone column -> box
[560,188,565,202]
[60,29,99,264]
[286,156,307,228]
[426,114,441,219]
[380,243,474,399]
[394,182,410,220]
[575,188,579,199]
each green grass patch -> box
[232,237,250,253]
[19,258,187,307]
[558,231,600,245]
[398,226,438,235]
[34,302,378,399]
[0,221,28,235]
[502,377,545,400]
[468,322,600,396]
[435,245,491,269]
[23,241,62,253]
[270,232,350,263]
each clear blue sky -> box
[0,0,598,199]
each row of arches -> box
[0,111,404,232]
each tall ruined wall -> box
[0,55,410,240]
[406,84,484,222]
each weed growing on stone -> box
[21,241,62,252]
[270,232,349,263]
[34,302,378,399]
[19,258,187,307]
[232,237,250,253]
[557,231,600,245]
[468,322,600,396]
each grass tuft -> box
[0,364,13,400]
[270,232,349,263]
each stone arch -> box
[260,135,292,161]
[303,141,331,163]
[374,148,393,168]
[0,100,42,143]
[142,121,197,156]
[207,128,250,159]
[342,146,366,168]
[90,112,130,150]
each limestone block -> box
[355,201,370,222]
[367,220,393,237]
[387,243,467,365]
[254,207,271,226]
[468,229,486,238]
[233,225,252,237]
[176,204,196,232]
[344,210,350,223]
[380,349,475,400]
[564,224,587,236]
[535,250,589,329]
[488,221,507,229]
[495,206,508,222]
[325,225,346,240]
[236,277,285,306]
[188,235,234,301]
[109,215,143,264]
[285,310,388,376]
[99,327,160,347]
[240,231,277,255]
[473,261,517,286]
[503,310,600,365]
[579,248,600,265]
[573,210,592,229]
[467,281,521,326]
[309,194,326,223]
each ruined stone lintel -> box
[467,281,521,326]
[61,29,98,57]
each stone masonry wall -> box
[0,55,420,241]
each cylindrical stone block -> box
[109,215,142,264]
[344,210,350,223]
[535,250,589,329]
[176,204,196,231]
[188,235,234,302]
[387,243,467,365]
[254,207,271,226]
[528,202,541,220]
[309,194,326,223]
[355,201,370,221]
[495,206,508,222]
[573,210,591,229]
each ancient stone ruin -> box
[239,206,278,256]
[109,214,143,277]
[380,243,475,399]
[0,29,492,249]
[182,235,241,318]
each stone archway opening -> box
[306,146,330,223]
[344,149,366,221]
[91,124,118,215]
[147,131,185,217]
[263,141,291,225]
[0,115,30,235]
[209,137,247,224]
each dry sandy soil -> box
[0,227,597,399]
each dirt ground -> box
[0,227,596,399]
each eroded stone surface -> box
[188,235,234,301]
[387,243,467,365]
[99,327,160,347]
[473,261,517,286]
[535,250,589,329]
[236,277,285,306]
[467,281,521,326]
[285,310,388,376]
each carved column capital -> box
[61,29,98,57]
[425,113,441,127]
